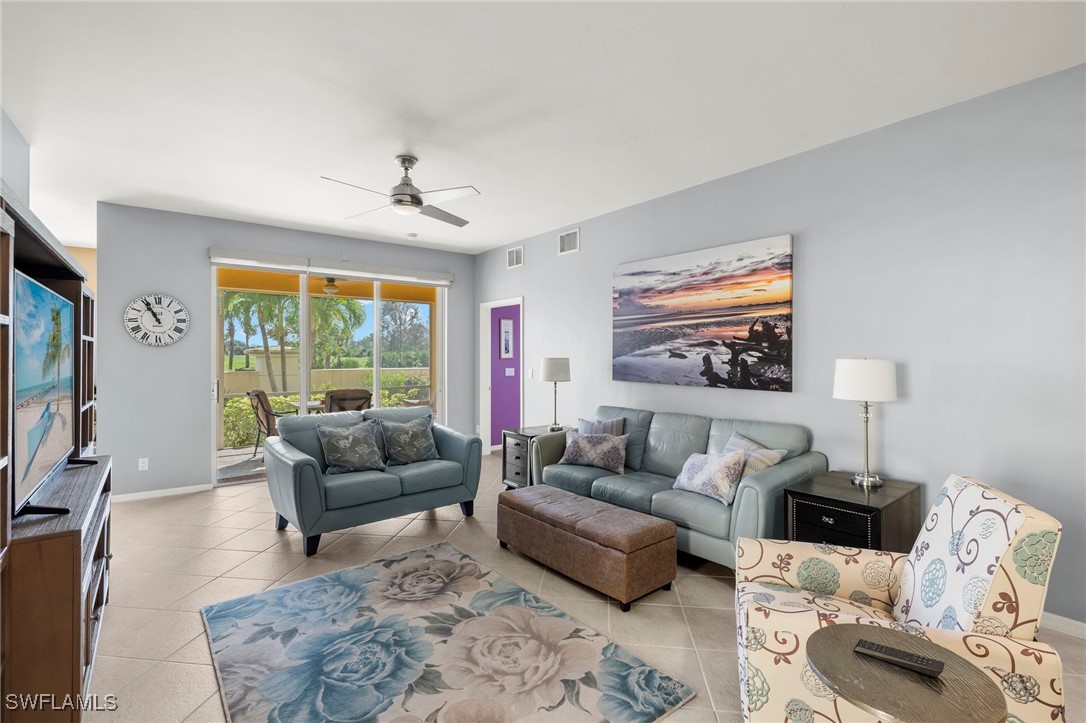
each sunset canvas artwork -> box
[612,235,793,391]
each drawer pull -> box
[513,455,521,461]
[822,515,835,525]
[513,470,522,477]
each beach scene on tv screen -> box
[14,273,74,506]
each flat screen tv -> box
[13,271,74,515]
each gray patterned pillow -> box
[723,431,787,478]
[673,450,746,505]
[558,431,628,474]
[577,417,624,436]
[317,420,386,474]
[380,414,439,465]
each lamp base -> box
[548,424,564,432]
[851,472,885,488]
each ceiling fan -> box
[322,155,479,228]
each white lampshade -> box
[540,357,571,383]
[833,359,897,402]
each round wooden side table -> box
[806,624,1007,723]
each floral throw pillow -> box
[317,419,386,474]
[380,415,440,465]
[673,450,746,505]
[723,431,787,478]
[558,431,628,474]
[577,417,624,436]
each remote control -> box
[853,638,944,677]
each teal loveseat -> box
[264,407,482,555]
[530,405,826,569]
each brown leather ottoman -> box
[497,485,677,611]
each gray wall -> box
[474,67,1085,622]
[1,109,30,203]
[97,204,475,496]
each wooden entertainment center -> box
[1,183,106,721]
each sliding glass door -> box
[307,276,375,405]
[379,283,436,411]
[216,268,303,483]
[214,264,445,485]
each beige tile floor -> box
[89,453,1084,722]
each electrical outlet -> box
[138,458,149,471]
[528,368,534,379]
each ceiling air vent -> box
[558,228,580,255]
[506,246,524,269]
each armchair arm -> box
[433,425,483,496]
[736,537,908,613]
[729,451,828,541]
[923,628,1065,722]
[529,430,568,483]
[264,436,326,535]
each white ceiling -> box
[2,2,1083,253]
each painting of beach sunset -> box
[14,271,74,511]
[613,235,793,392]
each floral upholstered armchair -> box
[735,474,1065,722]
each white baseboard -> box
[112,483,214,502]
[1041,611,1086,639]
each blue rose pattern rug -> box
[202,542,695,722]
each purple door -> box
[490,304,521,445]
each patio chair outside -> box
[323,388,373,413]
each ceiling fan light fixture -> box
[391,201,421,216]
[323,277,339,294]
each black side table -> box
[502,425,565,489]
[785,472,921,552]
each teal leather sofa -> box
[530,405,826,569]
[264,407,482,555]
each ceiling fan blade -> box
[419,204,469,228]
[415,185,479,207]
[344,203,391,220]
[321,176,390,199]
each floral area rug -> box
[202,542,695,722]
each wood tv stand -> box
[5,457,112,722]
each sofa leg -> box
[620,601,631,613]
[274,514,288,531]
[460,501,474,517]
[303,535,321,556]
[499,540,508,549]
[661,582,672,591]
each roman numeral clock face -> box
[124,294,190,346]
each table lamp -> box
[540,357,570,432]
[833,358,897,487]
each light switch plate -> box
[505,368,515,377]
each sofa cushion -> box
[595,406,654,471]
[542,463,615,497]
[557,431,628,474]
[642,412,712,477]
[591,471,675,514]
[380,414,439,465]
[577,417,624,435]
[317,419,386,474]
[651,489,733,539]
[278,410,366,472]
[672,450,746,505]
[392,459,463,494]
[323,470,402,509]
[706,418,809,460]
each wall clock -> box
[124,293,190,346]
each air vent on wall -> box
[558,228,580,255]
[507,246,524,269]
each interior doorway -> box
[478,298,523,451]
